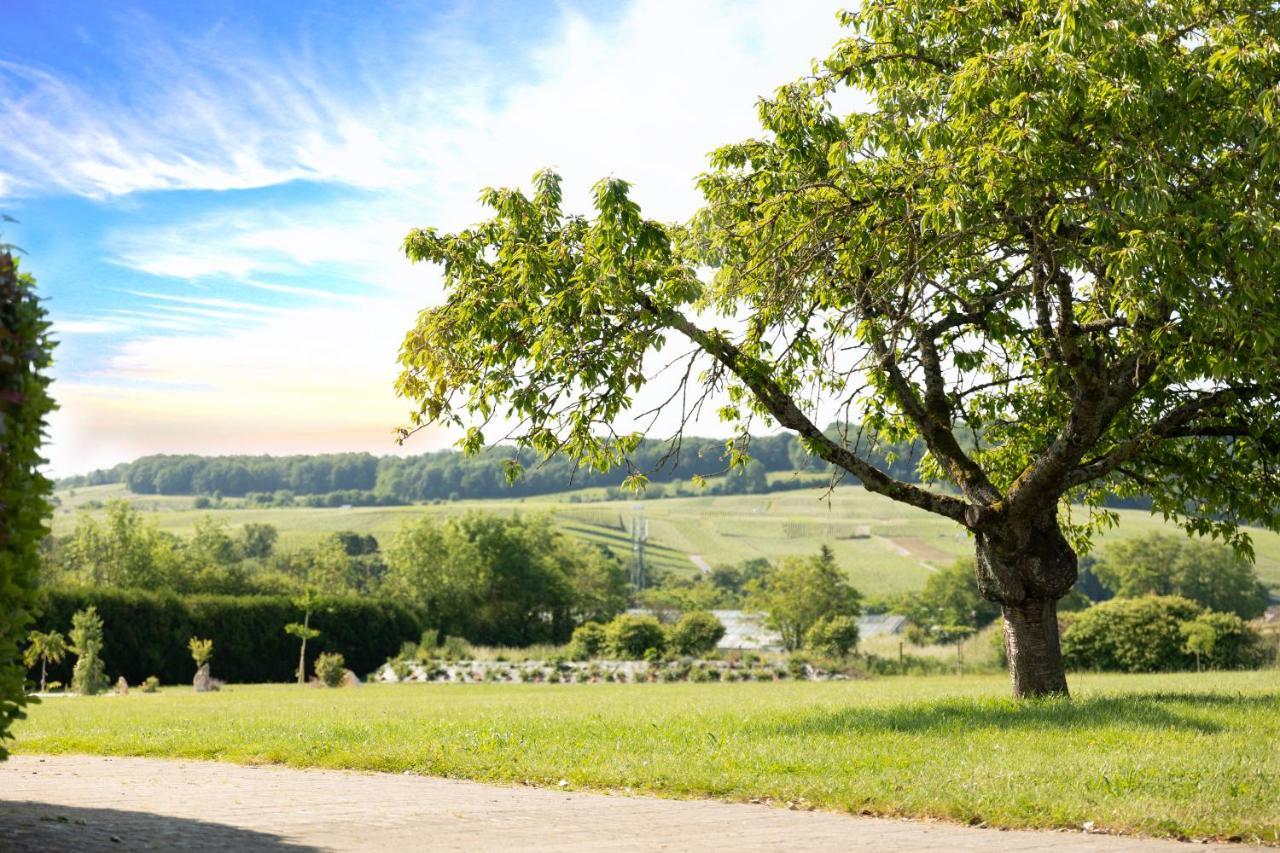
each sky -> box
[1,0,848,476]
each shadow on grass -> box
[765,692,1280,737]
[0,801,315,852]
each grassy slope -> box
[14,672,1280,843]
[53,482,1280,597]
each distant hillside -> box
[56,432,931,505]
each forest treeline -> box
[58,431,932,503]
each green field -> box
[14,672,1280,843]
[53,481,1280,597]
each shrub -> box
[29,588,422,685]
[69,606,109,696]
[568,622,608,660]
[142,676,160,693]
[440,635,470,660]
[666,611,725,657]
[0,251,55,758]
[1062,596,1203,672]
[606,614,666,659]
[804,614,861,658]
[315,652,346,687]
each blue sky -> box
[1,1,845,475]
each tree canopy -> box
[398,0,1280,696]
[1093,533,1269,618]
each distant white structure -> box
[628,608,907,651]
[712,610,783,651]
[858,613,908,638]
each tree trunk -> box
[975,511,1077,699]
[297,610,310,686]
[1002,598,1068,697]
[40,660,47,694]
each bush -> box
[1061,596,1228,672]
[804,614,861,658]
[606,614,666,659]
[568,622,608,660]
[29,588,423,685]
[666,611,725,656]
[315,652,346,687]
[0,251,55,758]
[142,676,160,693]
[440,635,469,660]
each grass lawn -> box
[14,672,1279,843]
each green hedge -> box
[31,588,424,685]
[1,252,55,759]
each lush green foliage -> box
[187,637,213,668]
[29,588,422,685]
[749,547,861,650]
[69,606,108,696]
[901,560,1003,643]
[384,512,627,645]
[14,673,1280,842]
[666,611,726,656]
[1062,596,1264,672]
[567,621,608,660]
[0,252,55,758]
[604,614,667,659]
[804,614,861,658]
[1093,534,1268,618]
[314,652,346,687]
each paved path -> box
[0,755,1264,852]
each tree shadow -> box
[0,801,318,852]
[764,692,1280,737]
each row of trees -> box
[41,502,630,648]
[59,430,930,502]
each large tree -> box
[397,0,1280,697]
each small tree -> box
[284,621,321,686]
[667,611,726,657]
[240,523,279,559]
[188,637,213,669]
[69,606,108,696]
[749,547,861,651]
[1180,620,1216,673]
[23,630,67,694]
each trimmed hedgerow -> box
[0,251,55,760]
[31,588,423,685]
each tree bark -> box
[974,511,1076,698]
[1002,598,1068,697]
[297,610,310,686]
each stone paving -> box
[0,755,1267,852]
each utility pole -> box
[631,504,648,589]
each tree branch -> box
[641,297,973,524]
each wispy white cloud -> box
[124,291,285,315]
[52,319,132,335]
